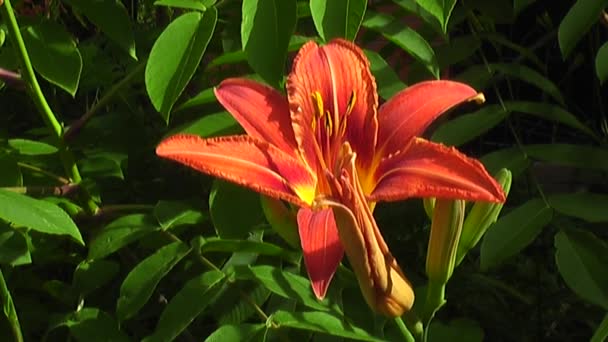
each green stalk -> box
[0,0,97,214]
[394,317,415,342]
[421,281,446,341]
[0,269,23,342]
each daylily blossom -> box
[156,39,505,317]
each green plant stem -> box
[0,269,24,342]
[403,310,424,342]
[421,281,446,338]
[0,0,97,214]
[16,162,70,184]
[64,61,146,140]
[394,317,415,342]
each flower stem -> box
[0,269,23,342]
[394,316,415,342]
[421,281,447,340]
[0,0,97,214]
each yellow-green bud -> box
[260,195,300,248]
[455,168,512,266]
[423,197,436,220]
[426,199,465,284]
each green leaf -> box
[47,307,129,342]
[79,156,124,179]
[310,0,367,41]
[7,139,58,155]
[146,9,217,123]
[169,112,241,138]
[431,104,507,146]
[200,237,299,263]
[153,200,206,230]
[22,20,82,96]
[208,36,312,68]
[558,0,608,58]
[143,271,226,342]
[591,312,608,342]
[364,49,406,99]
[428,318,484,342]
[205,324,265,342]
[480,198,553,270]
[0,189,83,245]
[73,259,120,296]
[480,147,530,178]
[241,0,297,86]
[435,35,481,68]
[596,42,608,84]
[555,229,608,309]
[62,0,136,59]
[231,265,332,311]
[362,11,439,78]
[524,144,608,171]
[0,224,31,266]
[117,241,191,321]
[504,101,597,138]
[0,269,22,342]
[88,214,160,260]
[217,284,270,324]
[175,87,215,111]
[548,193,608,223]
[154,0,208,11]
[209,180,264,239]
[489,63,564,105]
[413,0,457,32]
[271,310,383,341]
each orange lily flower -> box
[156,39,505,316]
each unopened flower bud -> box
[456,168,512,266]
[426,199,465,283]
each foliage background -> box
[0,0,607,341]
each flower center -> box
[310,90,357,198]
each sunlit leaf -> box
[310,0,367,41]
[0,189,83,245]
[0,224,31,266]
[200,237,299,263]
[480,147,530,178]
[22,20,82,96]
[271,310,383,341]
[8,139,58,155]
[205,324,265,342]
[364,49,406,99]
[154,0,208,11]
[146,9,217,122]
[169,112,241,138]
[555,229,608,309]
[480,198,553,270]
[153,200,206,230]
[362,11,439,78]
[143,271,226,342]
[88,214,160,260]
[73,259,120,296]
[241,0,297,86]
[413,0,457,32]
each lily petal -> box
[376,81,482,157]
[156,134,316,206]
[287,39,378,167]
[370,138,505,203]
[214,78,297,153]
[297,207,344,299]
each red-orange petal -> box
[376,81,481,157]
[297,207,344,299]
[287,39,378,167]
[370,138,505,203]
[156,134,316,207]
[214,78,297,154]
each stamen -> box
[345,91,357,117]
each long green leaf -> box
[205,324,265,342]
[548,193,608,223]
[524,144,608,171]
[431,104,507,146]
[145,9,217,122]
[480,198,553,270]
[88,214,160,260]
[558,0,608,58]
[143,271,226,342]
[0,269,23,342]
[596,42,608,84]
[413,0,457,32]
[591,312,608,342]
[489,63,564,104]
[0,189,83,245]
[46,307,129,342]
[117,241,191,321]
